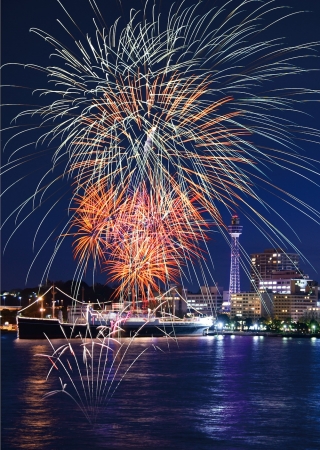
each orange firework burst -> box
[70,179,216,305]
[71,183,126,271]
[105,183,210,304]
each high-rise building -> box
[231,279,319,322]
[259,274,318,321]
[227,215,243,309]
[250,248,299,291]
[258,270,315,294]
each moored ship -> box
[16,313,213,339]
[16,285,214,339]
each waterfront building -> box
[230,277,319,322]
[258,270,315,294]
[250,248,299,291]
[273,293,319,322]
[230,292,273,320]
[186,286,223,315]
[262,276,318,322]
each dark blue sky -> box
[1,0,320,292]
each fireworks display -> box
[71,180,211,304]
[2,0,320,300]
[38,331,156,424]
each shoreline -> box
[207,330,320,338]
[2,327,319,339]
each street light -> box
[38,297,44,318]
[217,322,223,334]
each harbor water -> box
[2,333,320,450]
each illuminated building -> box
[230,275,318,321]
[258,271,316,295]
[230,292,273,319]
[186,286,223,315]
[273,294,319,322]
[261,276,318,321]
[250,248,299,291]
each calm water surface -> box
[2,333,320,450]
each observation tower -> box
[227,215,243,310]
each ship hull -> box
[116,321,209,338]
[17,316,210,339]
[16,317,106,339]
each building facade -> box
[230,290,319,322]
[258,270,316,295]
[186,286,223,315]
[272,293,319,322]
[250,249,300,291]
[230,292,273,319]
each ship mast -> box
[52,284,57,318]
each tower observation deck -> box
[227,215,243,310]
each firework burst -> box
[71,179,213,302]
[38,332,157,424]
[2,0,320,290]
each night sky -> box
[1,0,320,293]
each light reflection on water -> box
[2,334,320,450]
